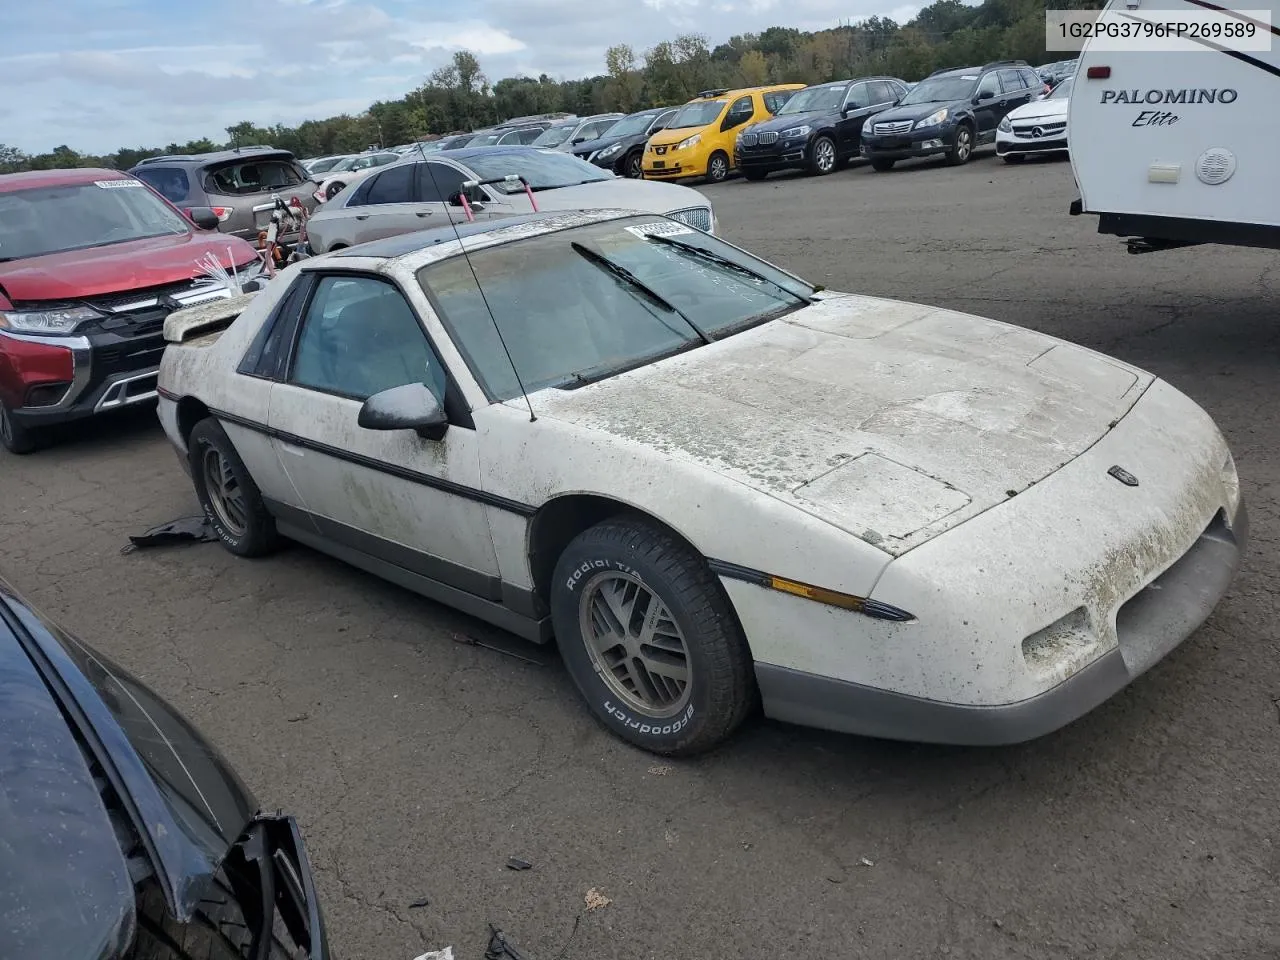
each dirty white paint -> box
[158,210,1240,710]
[162,292,258,344]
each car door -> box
[266,271,501,587]
[415,159,509,224]
[836,81,875,155]
[998,69,1035,118]
[338,162,428,245]
[969,73,1004,140]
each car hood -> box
[532,292,1153,555]
[648,124,715,147]
[749,110,833,133]
[521,177,708,213]
[0,232,260,305]
[0,576,259,922]
[869,100,967,124]
[572,131,644,155]
[1007,98,1069,122]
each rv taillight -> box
[1086,66,1111,79]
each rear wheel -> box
[550,517,757,755]
[870,158,895,172]
[742,168,768,181]
[705,151,730,184]
[946,124,974,165]
[808,135,837,175]
[324,181,345,200]
[188,418,280,557]
[0,403,37,455]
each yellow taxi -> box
[642,84,805,183]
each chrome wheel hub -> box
[202,447,247,537]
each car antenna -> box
[413,142,537,423]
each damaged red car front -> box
[0,168,265,454]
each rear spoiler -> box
[163,291,258,344]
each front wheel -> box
[1001,153,1024,164]
[705,151,730,184]
[188,418,280,557]
[0,403,37,455]
[624,151,643,179]
[742,168,768,181]
[550,517,757,755]
[808,135,837,175]
[946,125,974,165]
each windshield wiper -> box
[570,241,711,344]
[643,233,813,308]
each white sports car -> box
[155,209,1246,756]
[997,76,1072,162]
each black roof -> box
[330,213,554,259]
[927,60,1029,78]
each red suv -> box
[0,168,264,453]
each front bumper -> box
[643,150,703,178]
[735,139,811,172]
[996,127,1069,156]
[755,498,1247,745]
[861,125,957,160]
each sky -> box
[1,0,926,155]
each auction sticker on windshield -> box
[95,180,145,188]
[624,222,695,238]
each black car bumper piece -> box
[755,498,1247,746]
[735,139,811,173]
[861,125,957,161]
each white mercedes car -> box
[155,209,1246,756]
[997,76,1072,163]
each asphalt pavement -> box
[3,146,1278,960]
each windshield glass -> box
[307,156,346,174]
[606,112,663,136]
[778,84,846,114]
[1048,77,1073,100]
[899,75,978,104]
[467,132,504,146]
[666,100,725,129]
[0,180,190,261]
[462,151,612,193]
[419,216,814,401]
[329,156,359,172]
[531,122,579,147]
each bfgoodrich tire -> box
[550,517,756,756]
[188,417,280,558]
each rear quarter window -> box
[132,167,190,203]
[203,158,308,197]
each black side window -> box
[363,164,416,205]
[998,69,1026,93]
[289,275,446,403]
[976,73,1000,99]
[417,162,468,203]
[869,81,897,104]
[1022,69,1043,89]
[133,167,190,203]
[843,82,870,109]
[347,176,376,207]
[238,276,312,379]
[763,91,791,113]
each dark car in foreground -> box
[734,76,908,179]
[0,572,329,959]
[0,168,267,454]
[570,107,677,178]
[858,60,1042,170]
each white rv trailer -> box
[1068,0,1279,253]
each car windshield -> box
[328,156,359,172]
[666,100,725,129]
[307,156,346,174]
[531,122,579,147]
[777,84,846,114]
[606,112,663,136]
[899,75,978,104]
[419,216,816,401]
[1048,77,1074,100]
[462,151,613,193]
[467,132,504,146]
[0,180,190,261]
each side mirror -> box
[357,383,448,441]
[974,89,996,103]
[186,206,220,230]
[572,137,586,144]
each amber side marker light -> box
[707,560,916,622]
[1087,66,1111,79]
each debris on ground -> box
[584,887,612,911]
[484,925,533,960]
[412,948,453,960]
[452,631,554,666]
[408,897,430,909]
[506,857,533,871]
[121,516,218,554]
[859,857,875,867]
[647,765,672,776]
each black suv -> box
[734,76,909,179]
[130,147,320,245]
[858,61,1043,170]
[571,107,678,178]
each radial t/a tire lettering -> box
[188,417,280,558]
[550,517,757,756]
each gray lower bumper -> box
[756,499,1248,746]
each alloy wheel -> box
[956,129,972,161]
[578,571,692,718]
[626,153,643,178]
[201,446,248,537]
[815,138,836,173]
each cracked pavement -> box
[2,150,1278,959]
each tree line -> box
[1,0,1101,173]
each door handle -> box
[415,211,432,217]
[355,215,369,221]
